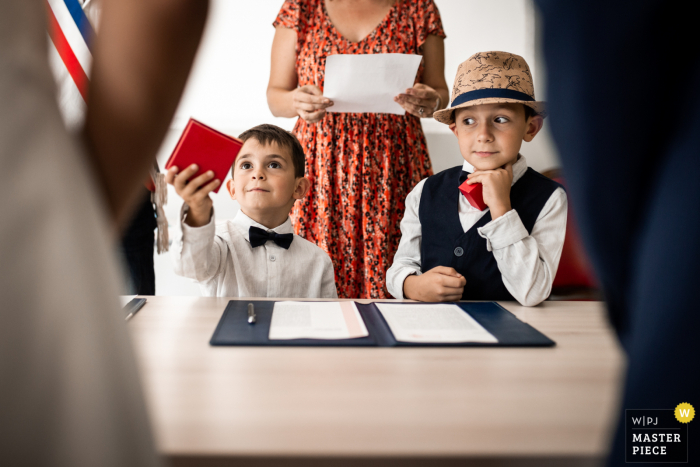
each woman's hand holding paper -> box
[395,83,441,118]
[166,164,219,227]
[292,85,334,123]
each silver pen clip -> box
[247,303,256,324]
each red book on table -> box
[165,118,243,193]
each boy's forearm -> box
[478,197,567,307]
[495,237,554,307]
[83,0,209,229]
[184,205,213,228]
[172,215,221,282]
[322,260,339,299]
[403,274,417,298]
[386,260,421,299]
[402,274,420,300]
[489,202,512,220]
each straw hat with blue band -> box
[433,51,547,125]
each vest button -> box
[454,247,464,257]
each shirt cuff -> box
[477,209,529,251]
[388,267,420,300]
[180,204,215,241]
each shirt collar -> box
[461,154,528,187]
[233,210,294,242]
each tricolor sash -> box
[46,0,94,102]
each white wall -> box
[154,0,559,296]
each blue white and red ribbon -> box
[46,0,159,193]
[46,0,94,102]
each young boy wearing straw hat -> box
[386,51,568,306]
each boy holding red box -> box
[168,124,337,298]
[386,52,567,306]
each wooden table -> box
[127,297,625,467]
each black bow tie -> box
[459,170,472,185]
[249,226,294,249]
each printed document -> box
[375,304,498,343]
[269,301,369,340]
[323,53,423,114]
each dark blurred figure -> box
[535,1,699,464]
[121,188,158,294]
[0,0,207,465]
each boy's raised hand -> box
[403,266,466,302]
[467,161,514,219]
[166,164,220,227]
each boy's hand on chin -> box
[166,164,220,227]
[467,161,514,219]
[403,266,466,302]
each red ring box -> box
[458,179,487,211]
[165,118,243,193]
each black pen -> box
[125,298,146,321]
[247,303,256,324]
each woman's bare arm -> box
[267,26,333,122]
[421,34,450,109]
[267,26,299,118]
[395,34,449,117]
[84,0,209,228]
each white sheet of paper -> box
[375,303,498,344]
[269,301,369,340]
[324,53,423,114]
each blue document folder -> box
[210,301,555,347]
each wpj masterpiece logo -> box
[625,403,694,463]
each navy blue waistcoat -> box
[418,166,561,300]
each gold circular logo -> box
[674,403,695,423]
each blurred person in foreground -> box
[48,0,163,295]
[0,0,208,465]
[534,1,699,464]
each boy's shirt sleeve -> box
[320,252,339,299]
[386,179,427,299]
[477,187,568,306]
[171,204,227,283]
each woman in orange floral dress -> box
[267,0,449,298]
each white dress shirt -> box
[386,156,568,306]
[172,208,338,298]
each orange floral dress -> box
[274,0,445,298]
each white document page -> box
[375,304,498,344]
[324,53,423,114]
[269,301,369,340]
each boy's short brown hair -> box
[235,124,305,178]
[523,104,538,120]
